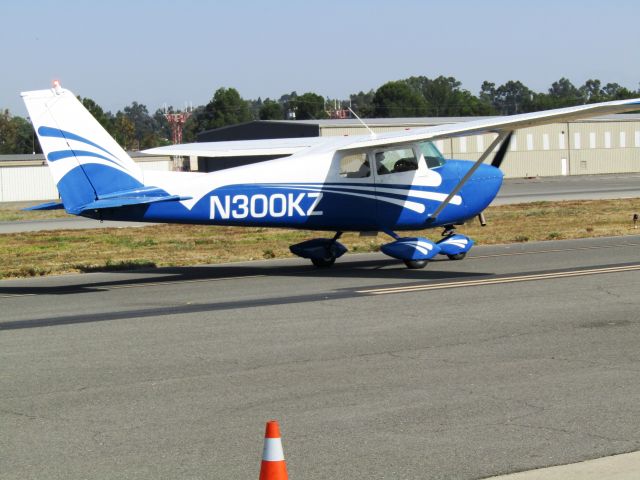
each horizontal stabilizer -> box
[23,201,65,211]
[73,194,191,214]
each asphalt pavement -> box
[1,235,640,479]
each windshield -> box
[418,141,446,169]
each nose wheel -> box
[436,226,474,261]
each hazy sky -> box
[2,0,639,116]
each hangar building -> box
[195,115,640,178]
[1,115,639,202]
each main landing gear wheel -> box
[311,255,336,268]
[447,252,467,260]
[290,232,346,268]
[403,259,428,269]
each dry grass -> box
[0,201,68,222]
[0,198,639,279]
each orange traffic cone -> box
[259,420,288,480]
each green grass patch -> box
[0,198,639,278]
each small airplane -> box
[21,82,640,269]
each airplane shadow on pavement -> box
[0,256,491,296]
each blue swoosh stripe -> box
[48,149,123,169]
[258,182,447,193]
[257,183,454,202]
[38,126,117,160]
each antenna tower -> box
[164,105,193,144]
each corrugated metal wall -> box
[0,165,59,202]
[320,119,640,178]
[0,157,172,203]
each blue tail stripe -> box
[47,149,125,169]
[38,126,117,160]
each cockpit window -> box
[418,141,446,169]
[375,147,418,176]
[339,152,370,178]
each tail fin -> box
[21,83,144,214]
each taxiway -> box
[1,235,640,479]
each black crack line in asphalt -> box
[2,262,639,331]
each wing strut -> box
[429,131,511,221]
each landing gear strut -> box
[311,232,343,268]
[440,225,467,260]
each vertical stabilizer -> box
[21,83,144,213]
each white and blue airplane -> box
[21,82,640,269]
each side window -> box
[339,152,370,178]
[375,147,418,175]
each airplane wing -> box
[143,137,328,157]
[143,98,640,157]
[336,97,640,150]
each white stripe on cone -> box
[262,438,285,462]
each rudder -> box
[21,82,144,214]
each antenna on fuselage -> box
[348,107,376,138]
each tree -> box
[112,112,136,150]
[259,99,284,120]
[547,77,581,107]
[11,115,36,153]
[0,110,38,154]
[404,75,494,116]
[579,79,604,103]
[78,97,113,133]
[601,82,636,100]
[490,80,535,114]
[189,87,253,133]
[349,90,375,117]
[276,91,301,120]
[372,81,428,117]
[479,81,497,111]
[289,92,328,120]
[152,108,172,144]
[119,102,164,150]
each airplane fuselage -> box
[90,148,503,232]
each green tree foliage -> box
[289,92,328,120]
[79,96,113,133]
[259,99,284,120]
[601,82,636,100]
[118,102,165,150]
[183,105,205,143]
[152,108,172,144]
[278,91,298,120]
[2,76,639,152]
[189,87,254,134]
[547,77,581,107]
[480,80,535,114]
[579,79,605,103]
[405,76,494,116]
[373,81,428,117]
[350,90,375,117]
[0,109,39,154]
[112,113,136,150]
